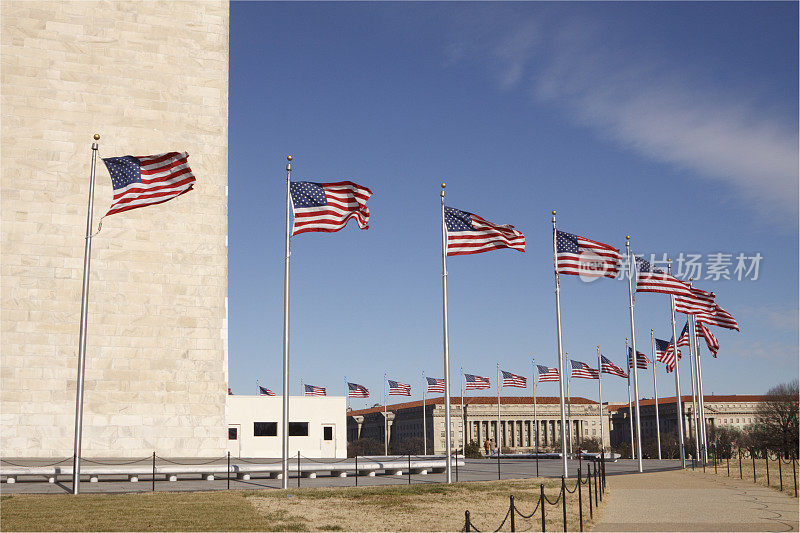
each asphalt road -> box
[1,457,684,494]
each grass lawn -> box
[695,455,798,498]
[0,477,603,531]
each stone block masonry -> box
[1,0,230,457]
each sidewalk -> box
[593,468,799,532]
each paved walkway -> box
[594,468,799,532]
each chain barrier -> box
[514,496,541,518]
[564,478,579,494]
[298,454,350,464]
[235,456,284,464]
[81,456,152,465]
[0,457,72,467]
[543,486,563,506]
[154,455,227,465]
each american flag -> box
[655,338,681,370]
[627,347,650,369]
[388,379,411,396]
[677,321,691,347]
[536,365,560,382]
[697,304,739,331]
[426,376,445,393]
[102,152,195,216]
[555,230,621,279]
[675,286,716,315]
[696,321,721,357]
[570,360,599,379]
[634,256,693,297]
[304,384,327,396]
[444,206,525,256]
[347,382,369,398]
[259,386,276,396]
[501,370,527,388]
[464,374,491,389]
[600,356,627,378]
[290,181,371,235]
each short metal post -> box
[561,475,567,533]
[408,454,411,485]
[753,453,756,483]
[588,464,593,519]
[355,454,358,486]
[540,484,546,533]
[739,448,742,479]
[597,463,602,502]
[510,495,516,532]
[297,451,301,488]
[594,463,598,507]
[766,450,770,486]
[455,450,459,482]
[227,451,231,490]
[778,454,783,491]
[577,467,583,532]
[497,448,501,480]
[792,455,797,497]
[152,452,156,492]
[465,510,471,532]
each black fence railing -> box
[462,459,607,532]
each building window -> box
[323,426,333,441]
[289,422,309,436]
[228,427,238,440]
[254,422,277,436]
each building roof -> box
[613,394,767,411]
[349,396,598,416]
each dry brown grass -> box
[698,455,798,497]
[0,477,603,532]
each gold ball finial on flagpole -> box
[287,155,292,161]
[93,134,100,140]
[552,210,557,215]
[626,235,631,240]
[689,277,694,282]
[441,182,446,189]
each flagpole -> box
[532,359,537,455]
[597,346,604,459]
[440,183,453,483]
[301,378,304,397]
[345,376,348,412]
[384,372,388,455]
[280,155,293,489]
[566,353,573,457]
[651,329,661,460]
[497,363,501,455]
[686,305,701,462]
[423,370,427,456]
[257,378,259,396]
[667,260,686,467]
[626,338,634,460]
[692,313,708,464]
[625,237,643,472]
[461,366,465,455]
[72,134,100,495]
[551,211,569,478]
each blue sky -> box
[228,2,798,407]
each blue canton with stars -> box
[102,156,142,190]
[635,255,663,274]
[556,230,579,253]
[444,206,475,231]
[290,181,327,207]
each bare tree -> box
[750,380,799,457]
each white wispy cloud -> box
[447,15,799,224]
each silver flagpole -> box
[72,133,100,495]
[651,329,661,460]
[667,260,685,467]
[257,378,259,396]
[551,211,569,478]
[533,358,537,459]
[440,183,453,483]
[496,362,501,455]
[423,370,427,456]
[686,294,701,462]
[384,372,388,456]
[566,353,573,456]
[281,155,292,489]
[300,378,303,397]
[692,314,709,464]
[626,339,634,460]
[345,376,348,412]
[625,237,643,472]
[597,346,604,459]
[461,367,465,455]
